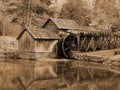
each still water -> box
[0,59,120,90]
[59,79,120,90]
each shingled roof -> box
[42,18,80,30]
[17,26,58,40]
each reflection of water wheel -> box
[62,62,79,85]
[62,34,78,58]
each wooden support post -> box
[77,33,80,51]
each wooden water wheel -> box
[62,34,79,58]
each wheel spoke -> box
[64,47,71,51]
[72,37,76,43]
[65,41,71,46]
[69,37,72,43]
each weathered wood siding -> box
[44,20,68,36]
[35,40,58,53]
[44,20,59,33]
[18,31,35,52]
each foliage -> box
[59,0,92,26]
[93,0,120,31]
[0,0,120,37]
[59,0,120,31]
[0,0,52,37]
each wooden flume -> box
[60,31,120,58]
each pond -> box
[0,59,120,90]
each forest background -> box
[0,0,120,37]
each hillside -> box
[0,0,120,37]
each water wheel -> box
[62,34,78,58]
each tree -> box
[59,0,92,26]
[93,0,120,31]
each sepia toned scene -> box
[1,0,120,90]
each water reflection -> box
[60,79,120,90]
[58,61,120,90]
[1,59,120,90]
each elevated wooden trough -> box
[58,31,120,58]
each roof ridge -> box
[50,17,75,21]
[49,18,80,29]
[24,26,37,39]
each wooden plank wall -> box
[18,31,35,52]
